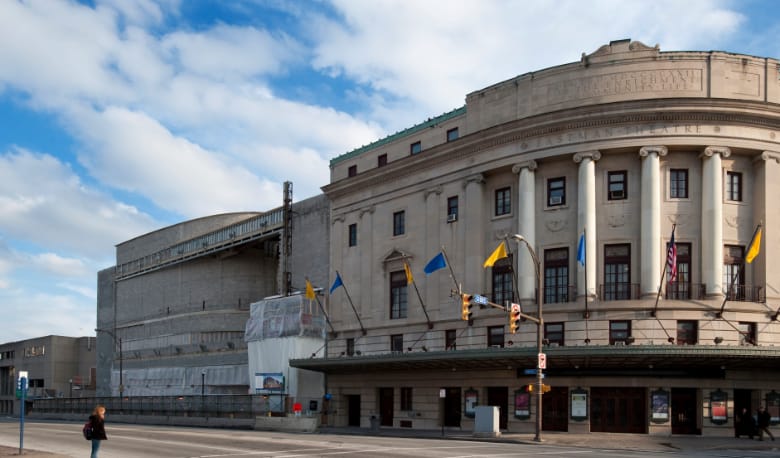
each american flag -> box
[666,227,677,283]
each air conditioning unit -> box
[614,340,626,346]
[609,189,625,200]
[447,213,458,223]
[549,195,562,205]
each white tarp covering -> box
[109,364,248,397]
[244,294,326,342]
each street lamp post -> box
[201,371,206,398]
[68,379,72,398]
[511,234,544,442]
[95,328,123,411]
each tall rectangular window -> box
[346,338,355,356]
[410,141,422,155]
[676,320,697,345]
[723,245,745,300]
[445,329,457,350]
[607,171,627,200]
[447,196,458,220]
[378,154,388,167]
[348,223,357,247]
[726,171,742,201]
[348,165,357,177]
[667,243,691,299]
[487,326,504,348]
[544,248,569,303]
[604,244,631,300]
[609,320,631,345]
[391,334,404,352]
[400,387,413,410]
[547,177,566,206]
[393,211,405,236]
[446,127,459,142]
[670,169,688,198]
[390,271,408,319]
[544,322,564,347]
[738,322,756,345]
[495,187,511,216]
[491,255,513,306]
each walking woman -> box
[89,405,108,457]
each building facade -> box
[292,40,780,436]
[96,192,330,397]
[0,335,96,415]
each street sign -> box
[538,353,547,369]
[523,368,537,375]
[472,294,488,306]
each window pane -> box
[495,187,511,216]
[393,211,405,236]
[390,271,408,319]
[548,177,566,206]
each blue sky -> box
[1,0,779,342]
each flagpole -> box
[651,223,675,318]
[334,270,366,335]
[405,258,433,329]
[440,247,461,294]
[313,291,336,335]
[504,236,520,311]
[717,223,761,318]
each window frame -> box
[544,248,569,304]
[400,387,413,411]
[446,127,459,142]
[347,165,357,177]
[410,141,422,155]
[393,210,406,236]
[726,171,742,202]
[607,171,627,201]
[491,255,514,306]
[723,245,745,300]
[445,329,457,350]
[494,187,511,216]
[667,242,691,299]
[738,322,757,346]
[389,271,408,319]
[676,320,698,345]
[487,325,505,348]
[391,334,404,353]
[609,320,631,345]
[348,223,357,247]
[669,168,689,199]
[346,338,355,356]
[447,196,459,220]
[544,322,565,347]
[603,243,631,300]
[547,177,566,207]
[378,153,388,167]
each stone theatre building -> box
[292,40,780,436]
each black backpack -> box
[82,421,93,440]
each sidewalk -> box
[318,426,779,453]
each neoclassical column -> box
[463,174,485,294]
[752,151,780,301]
[512,160,537,303]
[639,146,668,297]
[574,151,600,298]
[701,146,730,297]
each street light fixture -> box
[511,234,544,442]
[95,328,123,411]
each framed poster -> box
[650,389,669,423]
[766,391,780,425]
[514,389,530,419]
[464,388,478,418]
[571,388,588,421]
[255,372,285,394]
[710,389,728,425]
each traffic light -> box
[508,308,521,334]
[542,384,552,393]
[461,294,473,321]
[526,384,533,392]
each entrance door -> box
[443,387,461,427]
[671,388,699,435]
[486,387,508,429]
[347,395,360,427]
[734,389,753,437]
[379,387,394,427]
[591,387,646,433]
[543,386,569,431]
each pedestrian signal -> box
[461,294,473,321]
[526,384,534,392]
[508,308,521,334]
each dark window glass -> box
[670,169,688,198]
[378,154,388,167]
[447,196,458,220]
[488,326,504,348]
[400,387,413,410]
[348,165,357,177]
[738,322,756,345]
[391,334,404,352]
[410,141,422,155]
[726,171,742,201]
[393,211,405,236]
[445,329,456,350]
[544,322,564,346]
[548,177,566,206]
[491,255,513,306]
[608,171,627,200]
[609,320,631,345]
[346,338,355,356]
[604,244,631,300]
[676,320,697,345]
[495,187,511,216]
[348,223,357,247]
[723,245,745,300]
[390,271,408,319]
[544,248,569,303]
[447,127,459,142]
[667,243,690,299]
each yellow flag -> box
[746,226,762,263]
[305,279,315,299]
[483,241,508,268]
[404,262,414,285]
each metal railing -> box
[598,283,640,301]
[665,283,707,300]
[723,285,765,303]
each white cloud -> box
[31,252,89,278]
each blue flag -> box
[329,273,344,294]
[424,252,446,275]
[577,233,586,266]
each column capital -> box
[359,206,375,219]
[512,160,538,174]
[639,146,668,158]
[573,150,601,163]
[332,214,346,225]
[425,185,443,199]
[463,173,485,188]
[755,150,780,164]
[700,146,731,159]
